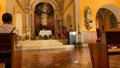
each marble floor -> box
[21,46,120,68]
[1,45,120,68]
[22,46,92,68]
[109,55,120,68]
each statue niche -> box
[34,2,55,36]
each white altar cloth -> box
[39,30,52,36]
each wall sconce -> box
[84,6,93,30]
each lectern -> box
[68,31,76,44]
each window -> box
[109,14,117,28]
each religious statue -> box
[85,6,93,30]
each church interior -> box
[0,0,120,68]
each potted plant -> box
[43,35,48,40]
[75,41,83,48]
[39,35,43,40]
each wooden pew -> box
[105,31,120,54]
[89,43,109,68]
[89,31,120,68]
[0,33,22,68]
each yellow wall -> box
[63,2,75,30]
[105,12,119,31]
[80,0,120,31]
[0,0,6,24]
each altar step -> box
[19,40,63,46]
[18,40,74,50]
[58,39,68,45]
[21,45,74,50]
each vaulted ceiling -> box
[16,0,73,13]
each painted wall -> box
[80,0,120,31]
[0,0,6,24]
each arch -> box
[30,0,61,39]
[31,0,59,11]
[34,2,55,36]
[96,4,120,31]
[96,4,120,40]
[101,4,120,22]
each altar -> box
[39,30,52,36]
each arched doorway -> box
[34,2,55,36]
[96,4,120,68]
[96,4,120,42]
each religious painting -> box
[34,2,55,36]
[109,14,117,28]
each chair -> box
[0,33,22,68]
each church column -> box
[55,10,63,39]
[25,10,30,35]
[30,9,35,40]
[74,0,81,42]
[24,0,31,38]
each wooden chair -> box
[0,33,22,68]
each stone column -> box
[74,0,81,42]
[24,0,31,38]
[30,9,35,39]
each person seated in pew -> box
[0,13,19,35]
[0,13,19,68]
[0,13,19,42]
